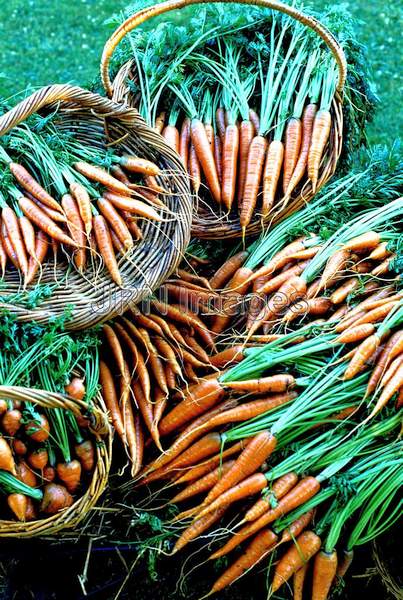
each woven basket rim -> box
[0,384,112,538]
[0,84,192,328]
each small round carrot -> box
[9,162,63,213]
[8,493,28,521]
[25,413,49,442]
[70,182,92,236]
[99,359,125,442]
[201,431,277,509]
[75,440,94,472]
[262,139,284,216]
[19,197,76,247]
[16,461,36,487]
[40,483,73,514]
[308,109,332,192]
[222,124,239,210]
[240,136,268,235]
[293,562,309,600]
[12,439,27,456]
[271,531,321,592]
[209,529,278,594]
[237,120,254,203]
[191,119,221,204]
[243,472,299,523]
[285,103,317,198]
[93,215,122,286]
[74,161,131,195]
[56,459,82,493]
[2,409,22,436]
[179,117,191,169]
[119,156,160,177]
[27,448,48,471]
[311,549,338,600]
[0,437,16,474]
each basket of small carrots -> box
[0,83,192,329]
[100,0,348,239]
[0,317,112,537]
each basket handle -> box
[100,0,347,98]
[0,84,139,137]
[0,385,110,436]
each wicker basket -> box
[0,84,192,327]
[100,0,346,239]
[0,385,112,538]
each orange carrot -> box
[335,323,375,344]
[103,191,162,220]
[240,136,267,235]
[9,162,63,213]
[12,439,27,456]
[262,140,284,216]
[179,118,190,169]
[283,117,302,194]
[25,231,49,285]
[368,361,403,418]
[99,360,125,442]
[0,233,7,275]
[171,460,236,503]
[237,120,254,203]
[243,472,299,523]
[97,198,133,251]
[27,448,48,470]
[285,103,317,197]
[19,215,36,260]
[336,549,354,578]
[250,237,308,282]
[8,493,27,521]
[0,437,16,474]
[25,413,49,442]
[343,334,381,380]
[249,109,260,134]
[56,459,82,492]
[209,529,278,594]
[31,197,67,223]
[75,440,94,472]
[223,374,295,394]
[172,507,227,554]
[191,119,221,204]
[19,197,76,247]
[93,215,122,286]
[255,261,310,297]
[279,510,316,544]
[282,297,331,323]
[342,231,381,253]
[120,156,160,177]
[155,111,166,133]
[209,251,248,290]
[2,206,28,275]
[368,242,390,260]
[214,134,222,184]
[40,483,73,514]
[74,161,131,194]
[222,124,239,210]
[162,125,180,153]
[216,107,226,141]
[293,563,309,600]
[312,549,338,600]
[70,182,92,236]
[271,531,321,592]
[189,143,201,193]
[330,277,361,305]
[204,123,214,151]
[316,249,351,294]
[201,431,277,508]
[61,194,86,270]
[133,381,159,450]
[123,395,141,476]
[351,302,398,328]
[308,110,332,192]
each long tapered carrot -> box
[118,156,160,176]
[26,231,49,285]
[293,563,309,600]
[19,197,76,247]
[1,221,19,268]
[283,117,302,194]
[61,194,86,271]
[9,163,63,213]
[70,182,92,236]
[262,140,284,216]
[2,206,28,276]
[209,251,248,289]
[97,198,133,251]
[240,136,267,235]
[191,119,221,203]
[282,297,331,323]
[249,237,308,282]
[222,124,239,210]
[189,143,201,193]
[365,331,403,396]
[133,381,160,449]
[315,249,351,295]
[211,477,320,558]
[209,529,278,594]
[216,107,226,141]
[368,362,403,418]
[197,473,268,519]
[93,215,122,286]
[272,531,321,592]
[19,215,36,260]
[155,111,166,133]
[237,120,254,204]
[162,125,180,153]
[171,460,236,503]
[223,374,296,394]
[103,191,162,221]
[335,323,375,344]
[74,161,131,194]
[342,231,381,252]
[243,472,299,523]
[308,110,332,192]
[152,300,216,350]
[255,261,310,296]
[172,507,227,554]
[179,118,191,169]
[214,135,222,184]
[285,103,317,197]
[279,510,316,544]
[0,233,7,275]
[311,549,338,600]
[209,345,245,368]
[336,549,354,578]
[201,431,277,509]
[211,266,253,334]
[343,334,381,380]
[99,360,125,442]
[124,395,141,476]
[351,302,398,328]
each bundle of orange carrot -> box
[0,118,168,287]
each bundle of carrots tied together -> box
[0,319,101,523]
[0,113,170,287]
[116,3,373,236]
[97,160,402,598]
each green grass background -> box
[0,0,401,145]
